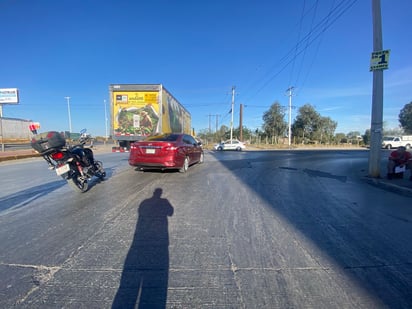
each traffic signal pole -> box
[369,0,384,178]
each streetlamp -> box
[104,99,108,142]
[64,96,72,133]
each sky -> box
[1,0,412,137]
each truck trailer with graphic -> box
[109,84,191,151]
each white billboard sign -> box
[370,50,390,71]
[0,88,19,104]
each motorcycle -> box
[30,129,106,192]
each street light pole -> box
[104,99,108,142]
[64,96,72,133]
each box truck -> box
[109,84,191,151]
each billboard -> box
[112,91,160,136]
[0,88,19,104]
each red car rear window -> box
[145,134,179,142]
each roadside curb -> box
[0,152,40,162]
[362,176,412,197]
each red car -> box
[128,133,204,172]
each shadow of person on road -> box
[112,188,174,309]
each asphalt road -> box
[1,150,412,308]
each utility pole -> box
[286,87,295,147]
[207,114,221,134]
[64,96,72,133]
[239,103,243,141]
[207,114,212,133]
[215,114,220,133]
[230,86,235,142]
[369,0,384,178]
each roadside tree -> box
[363,129,371,146]
[262,102,287,144]
[316,116,337,144]
[231,126,253,142]
[347,131,362,145]
[399,101,412,133]
[335,133,347,144]
[292,104,337,144]
[292,104,319,143]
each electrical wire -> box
[241,0,359,105]
[293,0,320,88]
[288,0,307,88]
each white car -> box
[214,139,246,151]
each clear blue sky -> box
[1,0,411,137]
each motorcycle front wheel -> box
[67,174,88,193]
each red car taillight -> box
[164,146,178,151]
[51,151,65,160]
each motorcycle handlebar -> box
[78,133,93,144]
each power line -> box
[241,0,359,105]
[293,0,320,88]
[288,0,307,87]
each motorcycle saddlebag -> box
[31,131,66,154]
